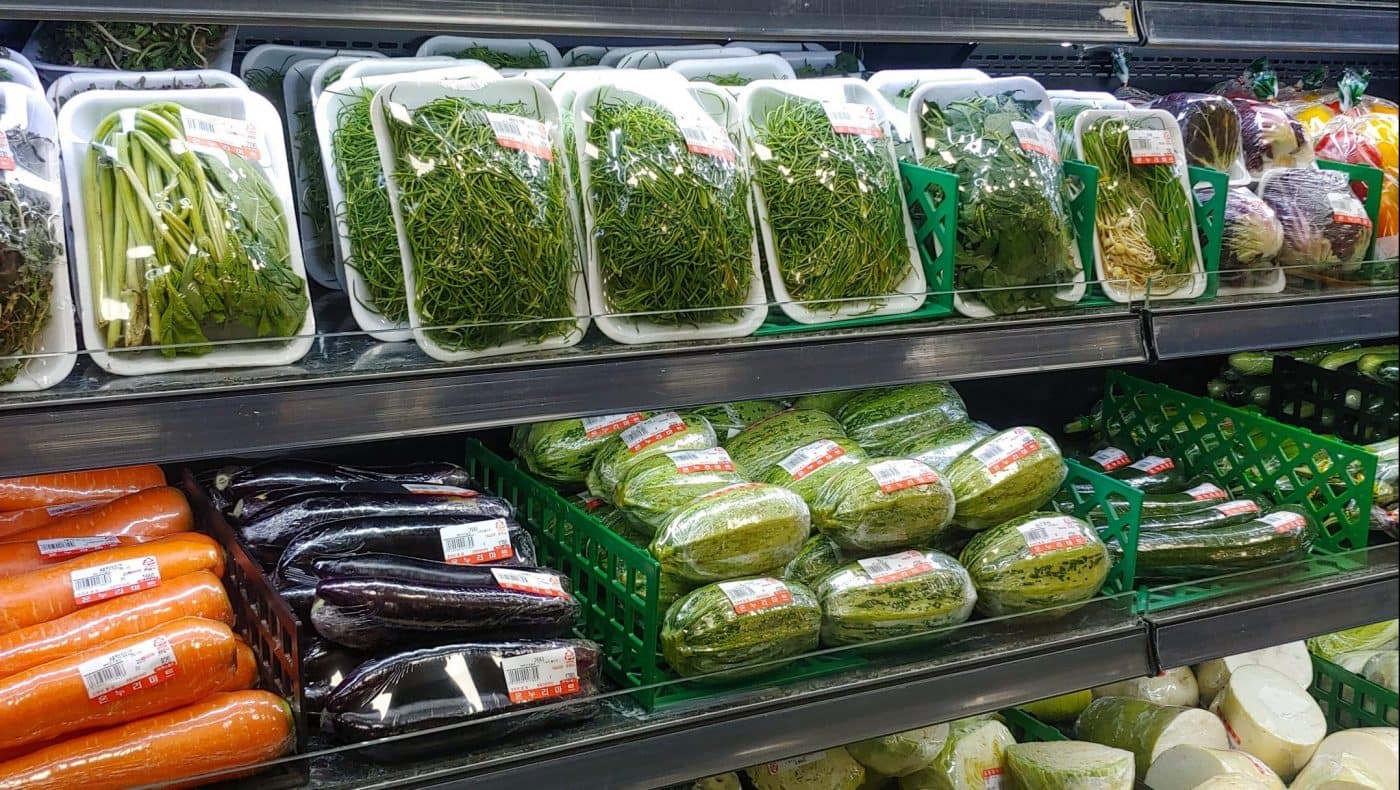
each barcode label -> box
[1011,121,1058,160]
[492,568,568,598]
[1212,500,1261,518]
[1018,515,1088,556]
[403,484,477,497]
[678,117,736,162]
[0,134,14,172]
[485,111,553,161]
[1186,482,1228,501]
[777,439,847,481]
[718,577,793,614]
[1328,193,1371,226]
[668,447,735,474]
[1260,511,1307,534]
[582,412,645,439]
[621,412,687,453]
[1128,129,1176,165]
[499,646,580,704]
[440,519,514,565]
[702,482,763,499]
[46,501,99,517]
[70,557,160,605]
[37,536,121,560]
[982,767,1004,789]
[1089,446,1131,472]
[867,459,940,494]
[181,108,262,162]
[1129,455,1174,474]
[823,102,883,138]
[971,428,1041,477]
[858,550,935,584]
[78,635,178,703]
[767,752,825,775]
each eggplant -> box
[307,553,537,587]
[216,460,472,499]
[323,640,600,761]
[303,639,370,718]
[310,569,579,649]
[275,516,536,586]
[276,579,317,620]
[239,493,514,563]
[233,481,481,523]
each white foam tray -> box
[615,47,754,70]
[416,37,562,68]
[668,54,795,86]
[599,44,722,68]
[46,69,247,112]
[867,69,989,160]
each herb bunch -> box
[331,89,407,322]
[0,181,60,384]
[384,95,578,350]
[454,45,549,69]
[37,22,227,70]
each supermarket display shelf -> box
[1146,542,1400,669]
[1139,0,1400,52]
[1146,289,1400,360]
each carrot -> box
[0,571,233,680]
[0,465,165,512]
[0,533,224,635]
[0,536,148,577]
[0,487,192,544]
[0,616,239,751]
[0,690,292,790]
[0,501,107,540]
[225,640,259,692]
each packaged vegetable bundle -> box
[1206,186,1285,291]
[1149,92,1248,181]
[516,412,649,486]
[1049,90,1129,161]
[1313,109,1398,259]
[912,76,1082,315]
[34,22,230,70]
[1232,98,1316,179]
[649,483,811,583]
[1258,167,1373,270]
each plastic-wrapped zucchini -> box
[517,412,650,485]
[959,512,1108,619]
[945,427,1067,531]
[835,383,969,457]
[908,421,997,472]
[761,437,869,504]
[783,534,850,588]
[660,577,821,678]
[588,412,718,502]
[1129,506,1317,581]
[1109,454,1186,493]
[810,457,956,551]
[816,549,976,646]
[725,409,849,478]
[687,400,787,442]
[613,447,746,535]
[650,483,811,583]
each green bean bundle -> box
[331,89,407,322]
[383,96,578,350]
[454,45,549,70]
[750,95,910,308]
[583,91,754,324]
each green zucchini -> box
[613,447,746,535]
[945,427,1067,531]
[783,535,850,588]
[1128,481,1232,519]
[687,400,786,442]
[760,437,869,505]
[1130,506,1317,581]
[1109,454,1186,494]
[518,412,650,485]
[817,549,976,646]
[907,421,996,472]
[835,383,968,457]
[1318,344,1398,370]
[792,390,862,414]
[1138,499,1264,532]
[810,457,957,552]
[725,409,848,478]
[1227,351,1279,377]
[959,512,1109,619]
[588,412,717,501]
[661,577,822,679]
[650,483,811,583]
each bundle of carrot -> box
[0,464,294,789]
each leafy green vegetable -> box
[698,73,750,87]
[37,22,228,70]
[331,88,407,322]
[292,100,334,266]
[792,52,862,78]
[0,180,60,384]
[453,44,549,69]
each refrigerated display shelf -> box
[1146,290,1400,360]
[1139,0,1399,53]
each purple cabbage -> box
[1258,168,1372,271]
[1232,98,1314,177]
[1151,92,1242,173]
[1202,186,1284,286]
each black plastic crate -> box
[1268,356,1398,445]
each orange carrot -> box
[0,534,224,635]
[0,536,148,577]
[0,617,239,751]
[0,501,107,540]
[0,690,293,790]
[225,640,259,692]
[0,465,166,512]
[0,487,192,544]
[0,571,233,680]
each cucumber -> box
[725,409,849,478]
[1004,741,1134,790]
[1109,454,1186,494]
[651,483,811,583]
[588,412,718,501]
[1074,446,1134,474]
[1129,506,1317,581]
[1073,697,1228,779]
[817,549,976,647]
[1358,352,1400,377]
[1138,499,1263,531]
[613,448,746,535]
[959,512,1108,619]
[944,427,1067,531]
[660,577,821,679]
[1319,345,1398,371]
[1108,481,1230,520]
[810,457,956,552]
[1228,351,1279,376]
[835,383,969,457]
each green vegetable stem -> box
[36,22,227,71]
[0,180,61,384]
[331,89,408,322]
[453,44,549,70]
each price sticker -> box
[78,636,178,704]
[823,102,883,138]
[1128,455,1174,475]
[1212,500,1261,518]
[767,753,825,775]
[1011,121,1058,160]
[70,557,161,605]
[858,550,935,585]
[499,647,581,704]
[181,108,262,162]
[485,112,553,160]
[982,767,1004,789]
[440,518,514,565]
[1328,193,1371,226]
[777,439,847,481]
[1185,482,1228,501]
[679,116,736,161]
[1018,515,1089,556]
[668,447,735,474]
[573,493,607,512]
[866,459,941,494]
[971,428,1042,477]
[1127,128,1176,165]
[402,483,477,497]
[581,412,645,439]
[492,568,569,598]
[718,578,794,614]
[621,412,687,453]
[1260,511,1307,534]
[37,536,120,561]
[0,133,14,171]
[1088,446,1132,472]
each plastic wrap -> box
[216,458,472,501]
[516,412,650,486]
[782,534,851,588]
[1208,186,1284,287]
[1232,98,1316,178]
[944,426,1067,531]
[959,512,1108,619]
[1005,742,1135,790]
[902,717,1014,790]
[1143,745,1284,790]
[835,383,969,457]
[791,389,862,414]
[1209,664,1326,781]
[1149,92,1246,178]
[324,639,600,761]
[303,639,368,717]
[848,724,949,778]
[810,457,956,551]
[1130,506,1316,581]
[1314,110,1399,258]
[613,447,746,535]
[748,748,867,790]
[1093,667,1199,707]
[649,483,811,583]
[761,437,868,504]
[1308,620,1399,661]
[908,421,997,472]
[1074,697,1228,779]
[1290,753,1388,790]
[912,77,1081,315]
[816,549,976,646]
[34,22,231,70]
[693,774,744,790]
[688,400,787,442]
[587,411,718,501]
[1363,650,1399,691]
[1192,643,1312,706]
[725,409,848,478]
[1258,167,1372,270]
[1367,438,1397,537]
[660,577,821,678]
[1019,690,1093,723]
[1049,91,1130,161]
[309,566,580,649]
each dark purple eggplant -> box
[239,493,514,563]
[275,516,536,587]
[276,578,317,620]
[323,640,600,761]
[216,460,472,499]
[307,553,538,588]
[233,481,481,523]
[310,570,578,650]
[303,639,370,718]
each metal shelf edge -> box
[1140,0,1400,52]
[1147,292,1400,360]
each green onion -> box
[331,89,407,322]
[698,73,750,87]
[453,45,549,70]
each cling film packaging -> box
[810,457,956,552]
[816,548,976,647]
[587,411,718,502]
[1256,167,1373,272]
[649,482,811,583]
[1148,92,1251,184]
[515,411,650,487]
[835,382,969,456]
[613,447,747,536]
[660,576,821,679]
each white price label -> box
[440,518,514,565]
[1018,515,1088,556]
[621,412,687,453]
[668,447,735,474]
[718,577,793,614]
[1328,193,1371,226]
[492,568,569,598]
[45,500,101,517]
[0,133,13,172]
[858,550,935,585]
[485,111,553,160]
[1088,446,1131,472]
[1185,482,1228,501]
[1127,129,1176,165]
[181,108,262,161]
[1128,455,1174,474]
[1212,500,1261,518]
[499,647,581,704]
[1260,510,1307,534]
[823,102,883,138]
[581,412,645,439]
[866,459,940,494]
[678,117,736,162]
[982,767,1004,790]
[70,557,161,606]
[1011,121,1058,160]
[37,536,120,560]
[767,753,825,775]
[777,439,848,481]
[78,636,178,704]
[402,483,477,497]
[971,428,1042,477]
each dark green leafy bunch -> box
[751,95,910,309]
[699,74,750,87]
[289,68,334,266]
[583,91,754,324]
[453,45,549,69]
[918,91,1078,314]
[793,52,862,78]
[37,22,228,70]
[331,89,407,322]
[384,95,578,350]
[242,65,289,118]
[0,181,61,384]
[81,103,309,356]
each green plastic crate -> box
[1002,707,1070,742]
[1311,654,1400,729]
[756,161,957,335]
[1053,459,1143,595]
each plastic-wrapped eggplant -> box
[216,460,473,499]
[324,640,601,761]
[233,480,482,522]
[275,516,536,587]
[310,567,580,649]
[277,579,316,619]
[303,639,369,717]
[239,493,514,563]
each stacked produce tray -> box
[1311,653,1400,729]
[1268,356,1399,446]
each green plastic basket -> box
[1053,459,1143,595]
[1292,160,1395,286]
[755,161,957,335]
[1311,653,1400,729]
[1001,707,1071,742]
